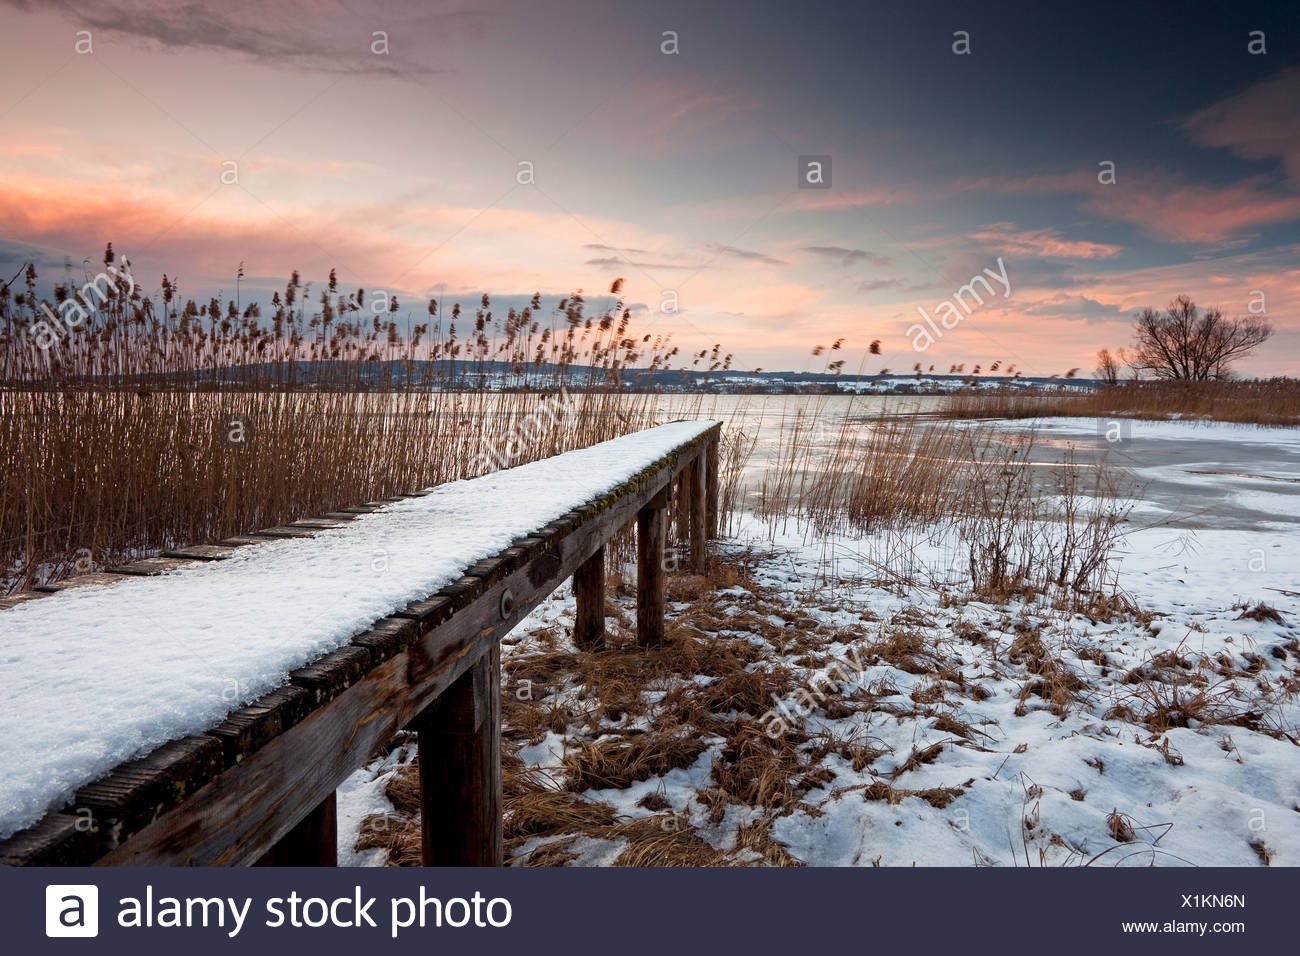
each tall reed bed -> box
[1,254,745,592]
[751,407,977,536]
[938,379,1300,426]
[1,388,693,591]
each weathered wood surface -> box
[417,646,502,866]
[688,456,707,572]
[162,544,242,561]
[572,544,606,651]
[254,793,337,867]
[34,572,130,593]
[2,423,721,867]
[0,591,47,610]
[681,473,691,546]
[706,438,720,540]
[637,488,669,647]
[108,555,200,576]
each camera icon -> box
[45,885,99,938]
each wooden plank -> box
[208,686,309,768]
[416,645,502,866]
[572,545,606,651]
[93,426,716,865]
[288,645,372,709]
[254,793,336,867]
[285,518,347,530]
[0,814,100,867]
[688,456,707,573]
[163,544,241,560]
[349,616,419,666]
[637,489,669,647]
[70,736,225,853]
[393,594,452,629]
[0,591,47,610]
[107,556,198,576]
[34,572,129,593]
[253,526,326,538]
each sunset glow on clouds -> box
[1,0,1298,375]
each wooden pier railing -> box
[0,421,722,867]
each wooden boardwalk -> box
[0,422,721,867]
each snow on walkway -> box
[0,420,717,840]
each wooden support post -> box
[706,436,720,540]
[637,489,668,647]
[674,473,690,545]
[254,792,337,866]
[573,545,606,651]
[417,645,502,866]
[688,455,707,573]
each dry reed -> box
[938,379,1300,426]
[0,254,755,591]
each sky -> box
[1,0,1298,376]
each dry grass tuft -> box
[1106,808,1136,843]
[563,732,709,793]
[1236,603,1285,624]
[608,817,728,867]
[711,726,811,810]
[862,780,965,808]
[888,740,952,779]
[1249,839,1274,866]
[1008,632,1087,716]
[505,791,618,839]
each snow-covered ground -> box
[336,416,1298,867]
[748,519,1298,866]
[0,420,718,840]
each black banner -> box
[8,867,1280,953]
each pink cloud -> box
[1183,69,1300,184]
[1084,176,1300,245]
[970,222,1121,260]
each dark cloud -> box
[1023,294,1127,324]
[857,277,906,292]
[0,0,486,76]
[704,242,787,266]
[939,253,1085,291]
[585,256,704,271]
[583,242,649,255]
[804,245,891,268]
[1183,68,1300,185]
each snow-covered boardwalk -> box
[0,420,721,866]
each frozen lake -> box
[651,394,1300,534]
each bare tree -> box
[1095,348,1120,385]
[1131,295,1272,380]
